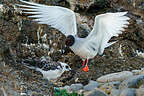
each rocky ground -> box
[0,0,144,96]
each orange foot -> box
[82,65,89,72]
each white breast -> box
[36,68,63,80]
[70,38,97,59]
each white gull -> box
[17,0,130,72]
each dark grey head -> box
[65,35,75,47]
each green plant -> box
[54,88,84,96]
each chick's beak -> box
[69,67,72,71]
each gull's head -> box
[60,62,71,72]
[65,35,75,47]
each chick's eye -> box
[66,65,69,69]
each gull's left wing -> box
[84,12,130,56]
[17,0,77,36]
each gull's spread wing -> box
[17,0,77,36]
[85,12,130,55]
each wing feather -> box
[85,12,130,55]
[17,0,77,36]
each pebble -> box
[58,71,144,96]
[120,88,136,96]
[97,71,133,83]
[99,81,121,95]
[100,81,121,89]
[139,84,144,88]
[85,88,108,96]
[132,68,144,75]
[132,70,142,75]
[60,85,71,93]
[110,89,122,96]
[70,83,83,91]
[136,50,144,58]
[0,4,3,12]
[84,80,99,91]
[119,75,144,89]
[135,88,144,96]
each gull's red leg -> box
[82,60,85,67]
[86,59,88,65]
[82,59,89,72]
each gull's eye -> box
[68,40,71,43]
[66,40,71,45]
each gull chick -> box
[17,0,130,72]
[23,57,71,80]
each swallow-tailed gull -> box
[23,57,71,80]
[17,0,130,72]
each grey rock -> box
[100,81,121,90]
[139,84,144,88]
[60,85,71,92]
[136,88,144,96]
[110,89,122,96]
[120,88,136,96]
[86,88,107,96]
[138,1,144,10]
[70,83,83,91]
[84,80,99,91]
[97,71,133,83]
[119,75,144,89]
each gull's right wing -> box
[17,0,77,36]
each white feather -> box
[85,12,130,56]
[17,0,77,36]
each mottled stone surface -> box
[119,75,144,89]
[136,88,144,96]
[70,83,83,91]
[120,88,136,96]
[86,88,108,96]
[97,71,133,83]
[84,80,99,91]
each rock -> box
[77,89,85,95]
[60,85,71,93]
[120,88,136,96]
[0,4,3,12]
[110,0,144,50]
[110,0,144,18]
[110,89,122,96]
[139,84,144,88]
[132,69,144,75]
[66,0,94,11]
[102,81,121,89]
[119,75,144,89]
[97,71,133,83]
[84,80,99,91]
[136,50,144,58]
[75,13,91,36]
[99,81,121,94]
[85,88,108,96]
[99,85,112,95]
[70,83,83,91]
[132,70,141,75]
[135,88,144,96]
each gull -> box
[17,0,130,72]
[23,56,71,80]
